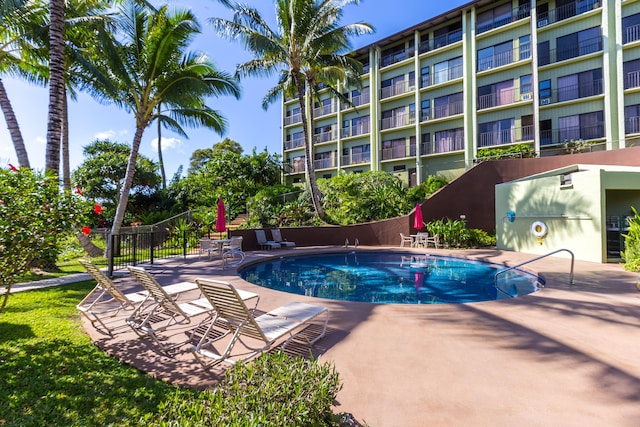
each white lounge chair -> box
[77,259,147,334]
[126,266,213,352]
[189,278,329,368]
[271,229,295,248]
[255,229,281,250]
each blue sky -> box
[0,0,467,179]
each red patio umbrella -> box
[215,199,226,238]
[413,203,424,230]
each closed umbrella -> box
[216,199,226,238]
[413,203,423,230]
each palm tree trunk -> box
[75,231,104,257]
[0,77,30,168]
[61,89,71,191]
[294,75,325,219]
[157,104,166,189]
[45,0,65,177]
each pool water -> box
[238,251,542,304]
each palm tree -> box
[212,0,373,219]
[45,0,65,176]
[73,0,240,238]
[0,0,48,168]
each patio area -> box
[81,246,640,426]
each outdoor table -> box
[210,239,231,259]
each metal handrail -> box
[494,249,575,297]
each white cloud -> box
[94,129,129,140]
[150,137,182,151]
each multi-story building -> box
[281,0,640,187]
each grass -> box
[0,282,196,426]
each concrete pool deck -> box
[79,247,640,426]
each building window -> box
[538,40,550,66]
[478,118,515,147]
[421,66,430,88]
[421,99,431,121]
[539,79,552,103]
[477,80,514,109]
[625,104,640,134]
[313,124,334,144]
[556,26,601,62]
[382,138,407,160]
[434,56,463,84]
[623,13,640,44]
[420,133,432,154]
[477,40,513,71]
[540,119,552,145]
[477,2,512,34]
[434,128,464,153]
[314,151,335,169]
[381,72,414,98]
[624,59,640,89]
[557,68,603,102]
[381,104,415,130]
[558,111,604,142]
[434,92,463,118]
[292,155,306,172]
[520,74,532,96]
[519,35,531,60]
[434,21,462,48]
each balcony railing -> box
[433,101,463,119]
[381,142,416,161]
[420,137,464,155]
[537,0,600,28]
[314,157,337,169]
[476,4,531,35]
[478,43,530,72]
[380,79,415,99]
[540,123,605,146]
[341,92,370,110]
[313,103,334,117]
[313,130,336,144]
[380,47,415,68]
[341,121,370,138]
[555,78,603,102]
[380,110,416,130]
[284,113,302,126]
[478,125,534,148]
[538,36,602,65]
[284,161,306,173]
[478,87,518,109]
[423,64,463,87]
[418,28,463,54]
[625,115,640,134]
[341,152,370,165]
[624,24,640,44]
[284,137,305,150]
[625,70,640,90]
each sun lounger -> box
[189,278,329,368]
[125,266,213,352]
[255,229,281,250]
[271,229,295,248]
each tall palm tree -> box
[212,0,373,219]
[73,0,240,238]
[45,0,65,176]
[0,0,48,168]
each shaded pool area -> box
[239,251,542,304]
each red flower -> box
[93,204,102,215]
[8,164,18,172]
[81,226,91,236]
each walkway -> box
[34,248,640,426]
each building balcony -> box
[476,4,531,35]
[625,116,640,134]
[539,79,603,105]
[624,23,640,44]
[380,80,415,100]
[422,64,463,88]
[341,122,370,138]
[624,71,640,90]
[537,0,600,29]
[283,161,306,174]
[341,92,370,110]
[478,44,530,72]
[420,138,464,155]
[284,137,305,150]
[381,143,416,161]
[314,157,337,169]
[341,152,370,166]
[429,101,463,120]
[418,29,462,54]
[538,36,602,66]
[380,48,415,68]
[540,123,605,146]
[380,111,416,130]
[284,113,302,126]
[478,87,524,110]
[314,130,337,144]
[478,125,534,148]
[313,104,335,117]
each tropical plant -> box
[73,0,240,240]
[406,175,448,204]
[476,143,536,161]
[212,0,373,220]
[426,218,470,248]
[621,207,640,272]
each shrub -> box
[476,144,536,161]
[466,229,496,248]
[154,352,343,426]
[622,207,640,272]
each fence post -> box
[150,230,155,265]
[107,232,114,277]
[132,231,138,266]
[183,229,188,258]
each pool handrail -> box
[494,249,575,297]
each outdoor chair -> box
[255,229,281,250]
[77,259,148,334]
[271,229,296,248]
[222,236,246,267]
[198,238,218,259]
[400,233,414,247]
[189,278,329,369]
[126,266,213,352]
[415,232,439,249]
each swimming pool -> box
[238,251,543,304]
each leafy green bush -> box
[406,175,448,205]
[476,144,536,161]
[154,352,343,426]
[426,218,481,248]
[466,229,496,248]
[622,207,640,272]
